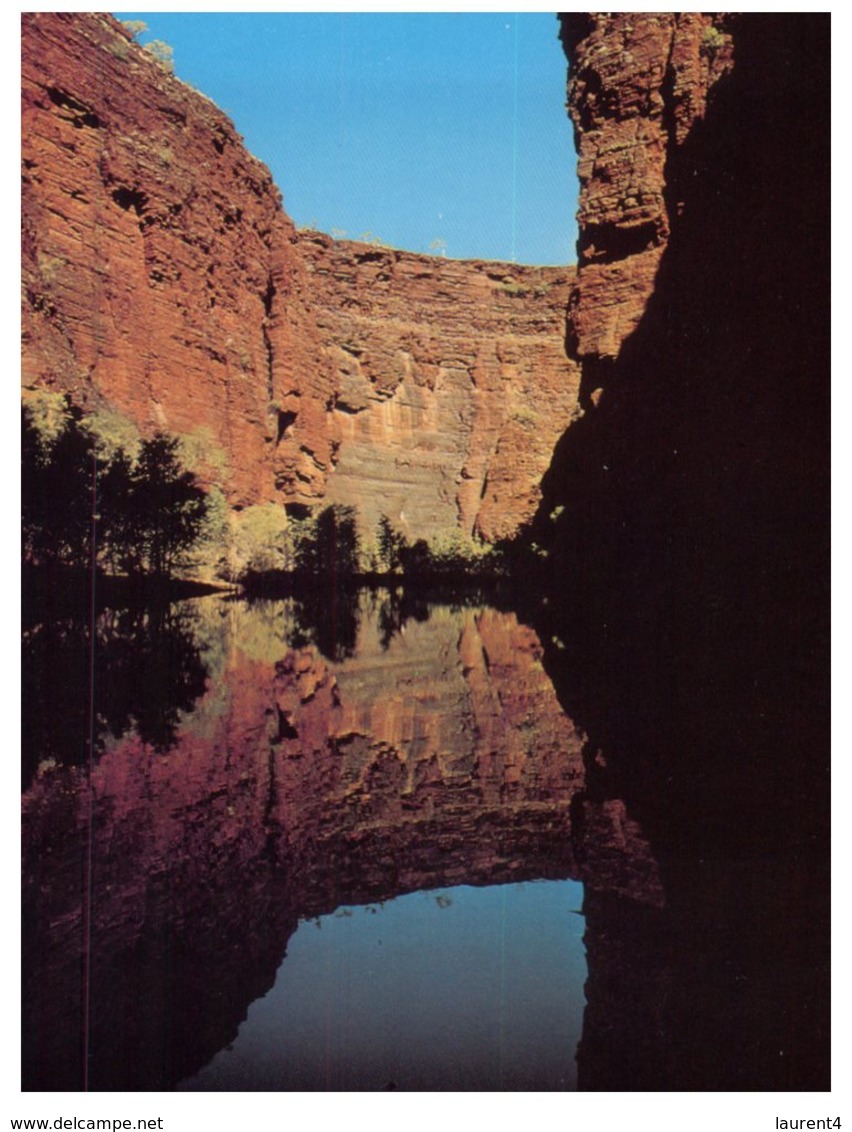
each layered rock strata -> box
[298,233,577,542]
[22,12,578,541]
[561,13,733,400]
[22,12,334,507]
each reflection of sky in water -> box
[180,879,586,1091]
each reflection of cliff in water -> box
[22,594,662,1091]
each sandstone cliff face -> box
[22,12,577,541]
[298,233,577,542]
[561,13,732,399]
[22,12,333,507]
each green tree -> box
[376,515,407,573]
[121,19,148,39]
[129,434,208,576]
[400,538,431,578]
[216,501,291,582]
[97,447,136,574]
[22,402,99,570]
[23,401,211,580]
[316,504,360,578]
[22,405,50,566]
[296,505,360,580]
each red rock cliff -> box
[562,13,732,399]
[299,232,577,542]
[22,12,578,540]
[22,12,333,507]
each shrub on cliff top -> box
[144,39,175,74]
[496,281,529,297]
[121,20,148,40]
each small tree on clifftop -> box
[144,39,175,73]
[121,19,148,39]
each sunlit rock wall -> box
[21,12,335,508]
[298,233,578,543]
[22,12,579,543]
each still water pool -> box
[22,591,614,1090]
[181,879,586,1091]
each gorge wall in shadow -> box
[529,13,830,1089]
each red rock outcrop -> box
[298,233,577,542]
[562,13,732,397]
[21,12,335,507]
[22,12,578,541]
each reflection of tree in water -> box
[375,590,431,651]
[22,602,208,789]
[285,586,360,662]
[97,605,209,750]
[278,587,440,659]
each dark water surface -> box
[24,591,633,1091]
[23,587,824,1090]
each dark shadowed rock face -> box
[544,9,829,855]
[22,12,578,540]
[561,13,734,385]
[532,12,830,1090]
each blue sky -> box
[118,12,578,265]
